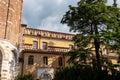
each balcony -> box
[20,44,69,53]
[47,46,69,52]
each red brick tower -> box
[0,0,23,46]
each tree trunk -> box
[94,23,101,71]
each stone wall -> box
[0,39,18,80]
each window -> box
[33,41,38,49]
[42,42,47,50]
[58,57,63,66]
[28,55,34,65]
[43,56,48,65]
[118,56,120,63]
[69,45,73,50]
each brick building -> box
[19,25,74,79]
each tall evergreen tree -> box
[61,0,120,71]
[113,0,117,7]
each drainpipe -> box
[4,0,10,39]
[63,54,65,67]
[21,53,24,76]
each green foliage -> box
[61,0,120,50]
[53,0,120,80]
[61,0,120,70]
[67,48,91,65]
[53,65,120,80]
[15,73,34,80]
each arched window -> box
[43,56,48,65]
[28,55,34,65]
[58,57,62,66]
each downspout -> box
[21,53,24,75]
[4,0,10,39]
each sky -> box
[22,0,120,33]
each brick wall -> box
[0,0,23,46]
[0,0,8,39]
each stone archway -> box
[0,39,18,80]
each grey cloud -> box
[22,0,80,33]
[23,0,118,33]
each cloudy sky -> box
[22,0,120,33]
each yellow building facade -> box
[18,25,119,80]
[19,24,74,79]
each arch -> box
[0,39,18,80]
[0,42,13,61]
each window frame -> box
[43,56,48,65]
[42,42,47,50]
[33,41,38,49]
[28,55,34,65]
